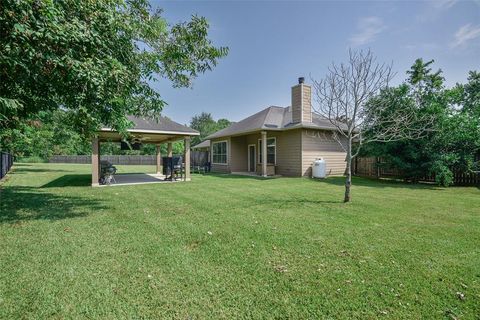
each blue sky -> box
[151,0,480,125]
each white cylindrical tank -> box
[312,158,326,178]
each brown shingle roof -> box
[126,116,198,134]
[206,106,345,139]
[100,115,199,135]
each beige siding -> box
[301,129,347,177]
[245,130,302,176]
[275,130,302,176]
[211,130,303,176]
[230,136,247,172]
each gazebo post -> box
[92,137,100,186]
[156,144,161,175]
[184,137,190,181]
[167,142,173,157]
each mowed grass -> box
[1,163,479,319]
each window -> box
[212,141,227,164]
[258,137,276,164]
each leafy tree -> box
[0,0,228,137]
[2,110,90,158]
[462,71,480,116]
[362,60,480,186]
[189,112,231,146]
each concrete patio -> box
[101,173,189,187]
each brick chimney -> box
[291,77,312,123]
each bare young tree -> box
[312,49,432,203]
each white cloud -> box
[349,17,385,47]
[416,0,460,23]
[451,24,480,47]
[432,0,459,9]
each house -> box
[206,78,347,177]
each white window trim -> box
[212,140,228,165]
[248,144,256,172]
[258,137,276,165]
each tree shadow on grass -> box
[314,176,446,190]
[254,198,343,207]
[41,174,91,188]
[0,186,106,223]
[12,163,70,174]
[202,173,281,181]
[12,167,71,174]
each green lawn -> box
[1,163,479,319]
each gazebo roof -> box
[98,115,199,144]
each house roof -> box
[192,140,210,149]
[206,106,346,139]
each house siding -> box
[275,130,302,176]
[210,130,303,176]
[301,129,347,177]
[230,136,247,172]
[211,129,346,177]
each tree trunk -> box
[344,139,352,203]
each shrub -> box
[431,161,454,187]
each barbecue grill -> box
[162,156,183,181]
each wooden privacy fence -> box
[50,155,156,165]
[1,152,14,180]
[49,151,210,167]
[191,151,209,167]
[354,157,480,186]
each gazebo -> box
[92,115,199,186]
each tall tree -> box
[312,50,432,202]
[2,109,91,158]
[0,0,228,137]
[189,112,230,146]
[362,62,480,186]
